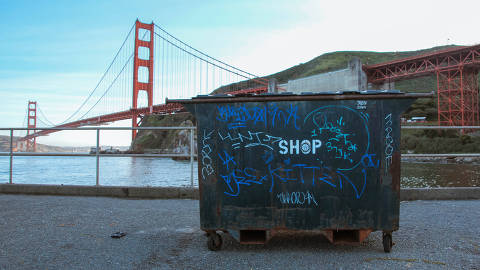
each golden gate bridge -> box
[20,20,480,151]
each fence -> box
[0,127,196,186]
[1,125,479,188]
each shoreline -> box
[401,156,480,165]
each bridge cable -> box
[154,31,258,83]
[77,29,150,120]
[21,109,27,127]
[37,107,55,126]
[154,24,266,82]
[58,22,136,124]
[21,109,28,137]
[36,118,52,127]
[78,54,134,119]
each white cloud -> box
[218,0,480,76]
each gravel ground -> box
[0,195,479,269]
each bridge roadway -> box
[0,194,478,269]
[23,86,269,140]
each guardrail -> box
[0,127,196,186]
[1,125,479,188]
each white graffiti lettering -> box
[384,113,394,171]
[276,190,318,206]
[201,130,214,180]
[218,130,283,150]
[279,139,322,155]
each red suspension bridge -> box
[21,20,270,151]
[20,20,480,151]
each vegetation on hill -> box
[263,46,456,84]
[133,45,479,154]
[401,129,480,154]
[131,113,195,152]
[262,46,459,121]
[0,135,90,152]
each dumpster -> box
[169,90,432,252]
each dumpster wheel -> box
[382,232,393,253]
[207,232,222,251]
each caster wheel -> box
[382,232,393,253]
[207,232,222,251]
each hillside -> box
[133,45,480,153]
[0,136,91,153]
[263,47,450,120]
[131,113,195,153]
[264,46,456,85]
[215,45,458,120]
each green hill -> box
[265,46,456,84]
[216,45,456,120]
[261,47,453,120]
[133,45,480,153]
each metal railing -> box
[401,125,480,129]
[0,127,197,186]
[1,125,479,187]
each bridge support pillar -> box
[26,101,37,152]
[436,68,479,127]
[132,20,154,140]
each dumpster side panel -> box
[191,104,221,229]
[188,97,415,232]
[378,99,415,230]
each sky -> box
[1,0,479,147]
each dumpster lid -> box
[167,90,434,104]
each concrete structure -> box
[279,57,394,93]
[1,184,479,201]
[281,58,367,93]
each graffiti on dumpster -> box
[276,190,318,206]
[212,104,379,200]
[218,150,236,171]
[218,130,283,150]
[219,149,379,199]
[200,130,215,180]
[304,105,370,171]
[216,103,300,130]
[278,139,322,155]
[384,113,394,171]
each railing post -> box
[190,128,194,187]
[96,129,100,186]
[9,129,13,184]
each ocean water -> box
[0,156,198,187]
[0,156,478,188]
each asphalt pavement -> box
[0,195,479,269]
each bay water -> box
[0,156,478,188]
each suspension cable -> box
[78,54,134,119]
[59,22,136,124]
[22,109,28,127]
[154,24,266,82]
[154,31,255,82]
[77,29,150,119]
[37,106,55,126]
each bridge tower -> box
[132,20,154,140]
[437,68,479,127]
[26,101,37,152]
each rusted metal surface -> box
[180,91,421,246]
[321,229,373,244]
